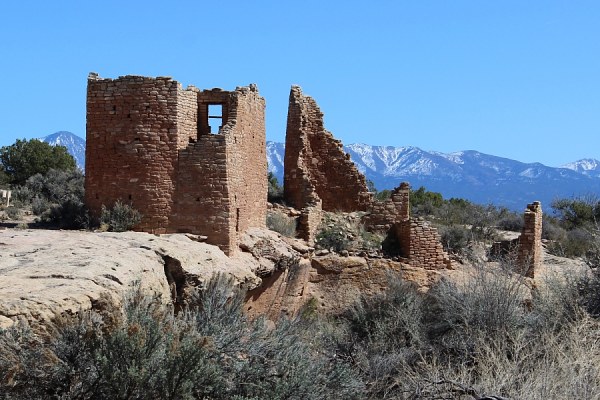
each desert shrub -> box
[542,215,566,241]
[100,200,142,232]
[326,264,600,399]
[576,268,600,318]
[0,275,362,399]
[266,212,296,237]
[30,196,50,215]
[438,225,471,254]
[347,274,425,348]
[431,263,528,345]
[4,206,21,220]
[11,185,34,205]
[333,274,426,398]
[547,227,595,258]
[546,196,600,266]
[497,213,523,231]
[15,169,88,228]
[357,226,383,252]
[315,224,350,253]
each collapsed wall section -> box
[283,85,372,212]
[85,74,185,233]
[363,182,411,232]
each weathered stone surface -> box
[311,255,368,274]
[0,229,263,330]
[239,228,301,276]
[246,253,446,318]
[86,74,266,255]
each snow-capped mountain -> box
[266,141,285,179]
[39,131,86,170]
[267,141,600,210]
[562,158,600,178]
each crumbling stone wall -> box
[284,85,372,212]
[359,182,451,269]
[489,201,543,278]
[395,218,452,269]
[517,201,543,278]
[363,182,410,232]
[86,74,266,255]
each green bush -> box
[357,226,382,252]
[267,172,284,203]
[315,224,350,253]
[438,225,471,254]
[551,195,600,230]
[0,138,76,186]
[100,201,142,232]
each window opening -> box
[208,104,223,134]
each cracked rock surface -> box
[0,229,265,330]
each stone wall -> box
[363,182,410,232]
[517,201,543,278]
[86,74,181,233]
[86,74,266,255]
[283,85,372,212]
[395,218,452,269]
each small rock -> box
[315,249,330,256]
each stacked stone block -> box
[363,182,410,232]
[283,85,372,213]
[395,218,452,269]
[517,201,543,278]
[86,74,182,234]
[85,74,266,255]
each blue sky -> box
[0,1,598,166]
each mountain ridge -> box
[267,141,600,210]
[33,132,600,210]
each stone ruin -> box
[359,182,452,269]
[283,85,373,243]
[283,87,452,269]
[85,74,267,255]
[1,190,11,207]
[490,201,543,277]
[85,73,539,273]
[517,201,543,277]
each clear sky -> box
[1,1,598,167]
